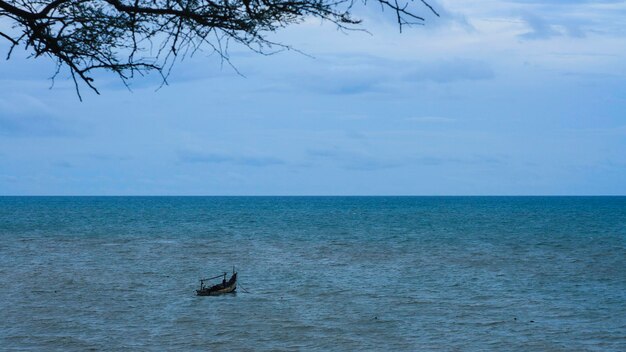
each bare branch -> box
[0,0,438,99]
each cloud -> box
[53,161,73,168]
[411,155,505,166]
[404,58,495,83]
[307,148,505,171]
[351,0,473,32]
[515,3,595,41]
[304,74,383,95]
[0,95,75,137]
[295,55,494,96]
[85,153,133,162]
[420,0,475,31]
[307,149,401,170]
[178,150,286,167]
[518,13,563,40]
[296,56,387,95]
[505,0,622,4]
[0,174,19,183]
[518,14,590,40]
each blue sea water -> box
[0,196,625,351]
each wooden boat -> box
[196,271,237,296]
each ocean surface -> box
[0,196,625,351]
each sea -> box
[0,196,624,351]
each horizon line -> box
[1,195,625,197]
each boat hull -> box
[196,272,237,296]
[196,284,237,296]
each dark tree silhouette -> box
[0,0,438,99]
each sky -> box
[1,0,625,195]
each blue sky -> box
[1,0,625,195]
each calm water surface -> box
[1,197,625,351]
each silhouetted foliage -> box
[0,0,438,99]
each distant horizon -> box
[2,194,625,197]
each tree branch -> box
[0,0,438,99]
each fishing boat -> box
[196,271,237,296]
